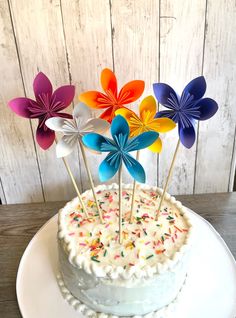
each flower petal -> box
[139,95,157,122]
[36,124,55,150]
[123,154,145,183]
[33,72,53,99]
[81,118,110,134]
[8,97,33,118]
[118,80,145,104]
[153,83,178,109]
[99,152,121,182]
[148,137,162,153]
[73,103,91,122]
[126,131,159,152]
[100,106,115,123]
[45,117,70,132]
[111,115,129,145]
[79,91,109,109]
[182,76,206,100]
[82,133,116,152]
[194,98,218,120]
[155,110,175,120]
[57,112,73,119]
[115,107,142,137]
[147,118,176,133]
[178,122,196,148]
[56,134,78,158]
[51,85,75,110]
[101,68,117,97]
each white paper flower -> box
[46,103,110,158]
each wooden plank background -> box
[1,0,236,204]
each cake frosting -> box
[58,183,193,316]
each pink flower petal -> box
[51,85,75,111]
[33,72,53,99]
[36,123,55,150]
[8,97,33,118]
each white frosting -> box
[57,273,188,318]
[58,183,193,316]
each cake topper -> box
[153,76,218,214]
[82,115,159,243]
[116,95,176,222]
[8,72,88,217]
[46,103,110,222]
[79,68,145,123]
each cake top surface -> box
[59,184,192,276]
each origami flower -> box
[79,68,145,123]
[8,72,75,150]
[153,76,218,148]
[116,96,176,153]
[46,103,110,158]
[82,115,158,183]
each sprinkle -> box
[105,223,110,228]
[79,243,87,246]
[143,229,148,236]
[129,263,135,266]
[174,225,183,232]
[145,241,151,245]
[69,232,75,236]
[146,254,154,259]
[172,237,175,243]
[166,215,174,220]
[182,229,188,232]
[161,235,165,242]
[161,212,169,216]
[164,233,171,237]
[155,249,166,254]
[114,254,120,260]
[121,251,125,257]
[91,256,100,262]
[103,215,110,219]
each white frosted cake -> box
[58,184,192,317]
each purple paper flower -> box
[8,72,75,150]
[153,76,218,148]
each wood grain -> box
[60,0,113,191]
[0,0,44,204]
[159,0,206,195]
[8,0,81,201]
[110,0,159,185]
[0,193,235,317]
[194,0,236,194]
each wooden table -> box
[0,192,236,318]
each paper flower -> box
[116,95,176,153]
[82,115,158,183]
[79,68,145,123]
[46,103,110,158]
[8,72,75,150]
[153,76,218,148]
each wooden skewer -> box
[130,150,140,223]
[54,138,89,218]
[79,140,103,223]
[118,163,123,244]
[156,139,180,220]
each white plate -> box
[16,209,236,318]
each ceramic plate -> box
[16,209,236,318]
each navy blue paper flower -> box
[153,76,218,148]
[82,115,158,183]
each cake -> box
[58,183,193,317]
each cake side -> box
[57,183,193,316]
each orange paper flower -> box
[79,68,145,123]
[116,96,176,153]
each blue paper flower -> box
[82,115,159,183]
[153,76,218,148]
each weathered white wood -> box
[9,0,81,201]
[0,0,44,204]
[61,0,113,191]
[110,0,159,186]
[159,0,206,195]
[195,0,236,193]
